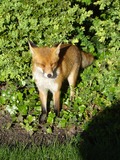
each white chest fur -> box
[33,66,59,93]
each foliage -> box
[91,0,120,53]
[0,0,120,133]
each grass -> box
[0,142,82,160]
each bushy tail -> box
[81,51,94,68]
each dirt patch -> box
[0,112,81,146]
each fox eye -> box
[40,63,45,68]
[51,62,57,67]
[37,63,45,68]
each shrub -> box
[91,0,120,53]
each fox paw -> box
[39,113,47,123]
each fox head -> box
[29,41,61,78]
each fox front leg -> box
[53,90,60,117]
[39,91,48,123]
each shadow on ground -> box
[78,101,120,160]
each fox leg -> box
[68,64,80,100]
[39,90,48,123]
[53,90,60,116]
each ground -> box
[0,112,81,146]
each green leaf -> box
[46,127,52,134]
[27,115,35,124]
[18,105,28,115]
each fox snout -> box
[44,72,53,78]
[35,63,54,78]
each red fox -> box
[28,41,94,123]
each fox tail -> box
[81,51,94,68]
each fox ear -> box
[55,43,62,55]
[28,41,37,55]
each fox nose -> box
[47,74,52,78]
